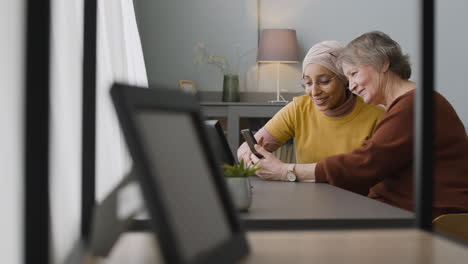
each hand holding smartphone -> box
[240,129,264,159]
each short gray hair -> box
[337,31,412,80]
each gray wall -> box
[259,0,468,127]
[135,0,468,127]
[134,0,258,92]
[134,0,419,94]
[436,0,468,126]
[257,0,420,94]
[0,0,24,263]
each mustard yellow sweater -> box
[264,95,385,164]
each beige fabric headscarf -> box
[302,40,346,82]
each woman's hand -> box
[250,138,288,181]
[237,128,283,165]
[237,139,257,165]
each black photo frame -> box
[24,0,51,262]
[110,83,249,264]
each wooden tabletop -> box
[131,177,414,231]
[90,229,468,264]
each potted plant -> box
[223,160,261,211]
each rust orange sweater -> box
[316,90,468,218]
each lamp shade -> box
[257,29,299,63]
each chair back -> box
[433,213,468,242]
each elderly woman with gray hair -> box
[250,31,468,218]
[237,40,385,195]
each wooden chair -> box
[433,213,468,242]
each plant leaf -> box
[223,160,262,178]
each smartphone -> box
[240,129,264,159]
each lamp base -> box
[268,93,288,104]
[268,99,288,104]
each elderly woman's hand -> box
[250,139,288,181]
[237,141,255,165]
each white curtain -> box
[96,0,148,201]
[49,0,84,263]
[0,0,25,263]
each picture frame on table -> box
[178,80,197,94]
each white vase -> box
[226,177,252,211]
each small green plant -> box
[223,160,261,178]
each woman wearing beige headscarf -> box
[237,41,384,194]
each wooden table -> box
[130,177,414,231]
[86,229,468,264]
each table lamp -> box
[257,29,299,103]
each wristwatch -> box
[286,164,297,182]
